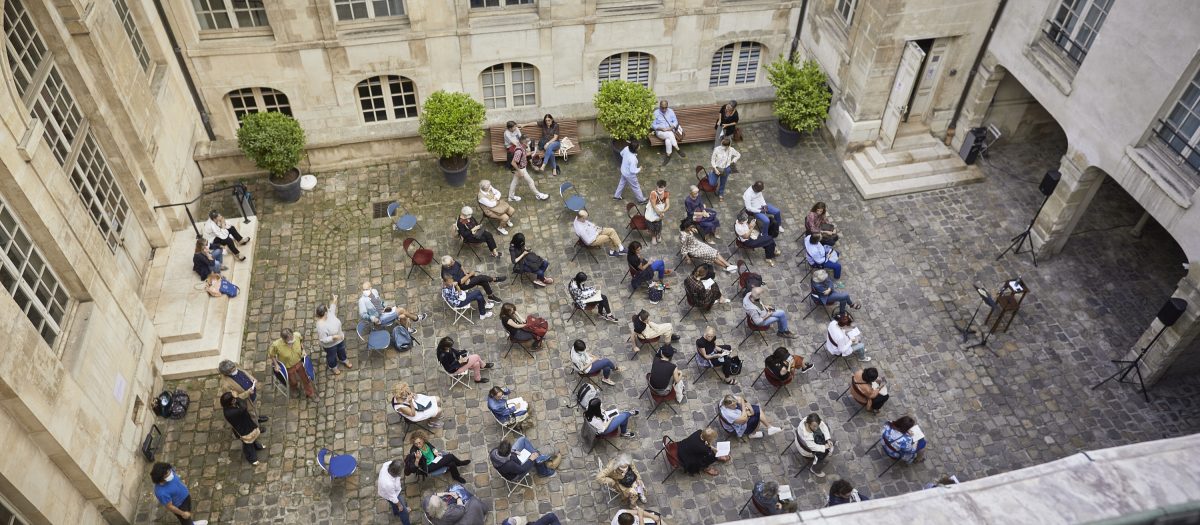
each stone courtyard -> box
[135,123,1200,525]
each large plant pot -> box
[777,121,802,148]
[438,156,469,187]
[269,168,303,203]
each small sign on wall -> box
[113,373,127,403]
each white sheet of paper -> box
[877,383,889,396]
[846,327,862,339]
[516,449,532,463]
[702,278,715,289]
[509,397,527,412]
[910,424,925,442]
[778,484,793,501]
[716,441,731,457]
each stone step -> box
[844,152,984,200]
[852,154,969,183]
[887,132,944,151]
[864,144,953,168]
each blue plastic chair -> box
[559,182,586,214]
[356,320,391,358]
[387,202,419,232]
[317,448,357,481]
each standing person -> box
[478,180,516,235]
[742,287,797,339]
[714,100,740,145]
[709,138,740,199]
[267,328,314,398]
[221,392,264,465]
[742,181,784,234]
[645,180,669,244]
[652,100,686,165]
[615,142,647,202]
[218,359,268,423]
[536,114,563,176]
[457,207,502,257]
[734,213,778,267]
[377,458,412,525]
[202,210,250,261]
[150,463,209,525]
[509,136,550,202]
[573,210,625,257]
[569,272,619,323]
[315,295,351,375]
[503,120,526,170]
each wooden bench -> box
[648,104,723,146]
[488,119,582,163]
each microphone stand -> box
[997,193,1049,267]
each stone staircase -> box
[143,217,258,379]
[842,130,984,199]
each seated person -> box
[424,486,490,525]
[436,336,493,384]
[584,398,639,438]
[827,479,870,506]
[569,272,618,323]
[503,514,562,525]
[441,275,494,319]
[733,213,778,267]
[679,220,736,272]
[709,137,740,197]
[752,481,798,515]
[743,286,797,339]
[487,386,530,428]
[795,413,835,477]
[489,437,559,479]
[827,312,870,361]
[804,232,843,281]
[696,326,737,385]
[573,210,625,257]
[612,508,664,525]
[478,180,516,235]
[441,255,504,304]
[742,181,783,234]
[648,345,685,402]
[571,339,620,386]
[509,233,552,287]
[597,454,647,506]
[805,201,839,245]
[499,302,541,349]
[408,432,470,483]
[683,264,728,309]
[764,346,813,381]
[631,310,677,357]
[359,280,399,325]
[626,241,671,288]
[851,367,889,413]
[652,99,686,162]
[192,239,225,280]
[457,206,500,258]
[811,269,860,316]
[684,181,720,239]
[392,382,443,428]
[678,427,731,476]
[882,415,926,464]
[718,394,782,439]
[644,180,670,245]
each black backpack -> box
[153,390,172,418]
[574,382,600,409]
[167,389,190,419]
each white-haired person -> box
[573,210,625,257]
[477,180,516,235]
[456,206,501,257]
[424,486,490,525]
[742,286,797,339]
[441,254,504,303]
[597,454,647,506]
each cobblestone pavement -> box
[135,123,1200,525]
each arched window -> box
[709,42,763,87]
[226,87,292,124]
[355,75,418,123]
[481,63,536,109]
[598,52,653,88]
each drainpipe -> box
[151,0,215,141]
[789,0,810,62]
[948,0,1007,140]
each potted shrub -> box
[418,90,487,187]
[594,79,656,162]
[766,57,832,148]
[237,111,307,202]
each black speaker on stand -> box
[997,170,1060,267]
[1092,298,1188,402]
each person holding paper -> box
[612,507,664,525]
[571,339,621,386]
[697,326,738,385]
[678,428,730,476]
[598,455,648,506]
[826,313,870,361]
[585,398,639,438]
[804,232,843,282]
[683,264,728,310]
[423,486,491,525]
[881,416,927,464]
[850,367,890,413]
[734,213,778,266]
[408,432,471,483]
[827,479,871,506]
[436,336,494,384]
[795,413,835,477]
[741,181,783,235]
[487,386,531,428]
[489,437,560,479]
[719,394,783,439]
[751,481,798,515]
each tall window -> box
[709,42,762,87]
[191,0,269,30]
[470,0,534,8]
[598,52,652,88]
[113,0,150,71]
[227,87,292,123]
[3,0,49,100]
[30,67,84,167]
[834,0,857,24]
[0,197,70,348]
[70,134,131,252]
[333,0,404,21]
[1156,69,1200,173]
[481,63,536,109]
[356,75,418,122]
[1043,0,1112,66]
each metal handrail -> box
[1041,19,1089,66]
[152,183,258,239]
[1153,119,1200,174]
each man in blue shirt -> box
[150,462,207,525]
[652,100,687,165]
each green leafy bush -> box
[418,91,487,160]
[236,111,306,180]
[594,80,656,142]
[767,57,832,133]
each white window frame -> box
[1044,0,1112,66]
[709,42,762,88]
[70,133,132,253]
[834,0,857,25]
[333,0,405,22]
[1155,68,1200,174]
[481,63,537,110]
[190,0,269,31]
[31,66,85,167]
[469,0,534,8]
[113,0,150,72]
[598,52,653,89]
[227,87,292,124]
[3,0,50,101]
[355,75,418,123]
[0,196,71,350]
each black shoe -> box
[670,334,681,342]
[459,459,472,466]
[254,443,265,450]
[484,362,496,369]
[661,155,671,166]
[239,237,252,245]
[257,416,270,423]
[494,276,507,283]
[488,294,502,303]
[613,196,624,201]
[677,150,687,159]
[474,378,491,384]
[452,477,467,483]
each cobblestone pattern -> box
[134,124,1200,525]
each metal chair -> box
[571,238,601,263]
[653,435,683,482]
[690,350,717,385]
[498,470,536,498]
[804,288,837,321]
[356,319,391,358]
[387,400,433,439]
[568,300,598,326]
[979,123,1003,158]
[868,432,905,478]
[737,314,772,347]
[622,202,651,242]
[443,366,471,391]
[387,202,419,233]
[560,181,586,215]
[751,366,793,406]
[596,457,623,504]
[588,425,622,454]
[678,292,711,322]
[727,237,756,267]
[639,373,679,416]
[316,448,358,483]
[504,334,536,358]
[779,438,817,478]
[695,167,719,206]
[739,493,776,517]
[454,219,486,262]
[443,294,475,325]
[837,381,869,422]
[402,238,435,281]
[491,409,525,440]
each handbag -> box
[240,426,261,444]
[647,283,664,304]
[558,137,575,157]
[723,355,743,376]
[524,315,549,339]
[219,278,239,297]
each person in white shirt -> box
[358,280,399,325]
[826,312,869,361]
[314,295,351,375]
[742,287,797,339]
[509,137,549,202]
[376,459,411,523]
[615,142,647,202]
[794,413,835,477]
[202,210,250,260]
[478,180,516,235]
[572,339,620,386]
[652,100,686,165]
[742,181,783,234]
[612,507,664,525]
[709,137,741,198]
[573,210,625,256]
[734,213,777,266]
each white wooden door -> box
[879,41,925,149]
[907,40,949,123]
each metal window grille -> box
[259,88,292,116]
[709,45,734,87]
[357,77,389,122]
[835,0,856,24]
[1044,0,1111,66]
[228,87,257,122]
[228,87,292,124]
[482,64,508,109]
[1155,70,1200,174]
[509,63,537,107]
[470,0,533,7]
[32,67,85,167]
[357,76,417,122]
[0,197,70,348]
[192,0,268,29]
[734,42,761,85]
[387,76,418,119]
[113,0,150,71]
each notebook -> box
[516,449,532,463]
[778,484,793,501]
[910,424,925,442]
[716,441,731,457]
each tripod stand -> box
[1092,324,1168,403]
[997,193,1050,267]
[957,286,999,357]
